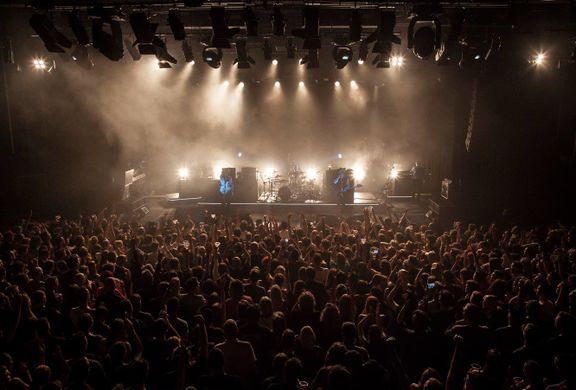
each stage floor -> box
[129,192,430,226]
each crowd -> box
[0,208,575,390]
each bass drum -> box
[278,186,292,203]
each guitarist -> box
[334,168,355,205]
[219,170,234,205]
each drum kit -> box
[259,168,322,202]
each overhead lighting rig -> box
[234,37,256,68]
[365,8,401,68]
[407,3,442,60]
[29,13,72,53]
[293,6,321,68]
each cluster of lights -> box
[530,53,546,66]
[178,167,190,180]
[32,58,47,70]
[390,55,405,67]
[353,165,366,182]
[389,166,399,179]
[305,168,319,181]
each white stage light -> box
[223,80,230,87]
[337,153,343,159]
[272,59,278,65]
[391,55,404,67]
[239,81,245,87]
[298,81,304,88]
[237,152,243,158]
[353,165,366,181]
[305,168,318,181]
[263,166,276,179]
[533,53,545,66]
[32,57,47,70]
[178,167,190,180]
[334,81,341,87]
[357,59,364,65]
[390,167,399,179]
[274,81,280,87]
[350,80,358,89]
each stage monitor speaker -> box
[221,167,236,179]
[236,167,257,202]
[389,176,413,196]
[323,168,340,203]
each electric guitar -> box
[339,183,363,193]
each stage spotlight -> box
[178,167,190,179]
[202,47,223,68]
[408,8,442,60]
[365,9,401,68]
[244,6,258,37]
[337,153,343,159]
[68,11,90,46]
[298,81,304,87]
[305,168,319,181]
[300,48,319,69]
[333,45,353,69]
[212,164,225,179]
[334,81,341,87]
[389,166,399,179]
[459,33,499,69]
[129,12,157,54]
[272,59,278,65]
[92,19,124,61]
[350,80,358,89]
[153,36,177,65]
[32,57,47,70]
[274,81,280,87]
[436,9,464,65]
[286,37,296,59]
[353,165,366,181]
[271,5,286,36]
[237,152,243,158]
[239,81,245,87]
[358,41,368,64]
[71,45,94,69]
[30,13,72,53]
[233,37,255,69]
[390,55,404,67]
[530,53,546,66]
[223,80,229,87]
[124,39,141,61]
[158,60,172,69]
[182,40,194,63]
[292,6,321,50]
[263,38,273,60]
[209,7,240,48]
[168,10,186,41]
[263,166,276,179]
[349,9,363,43]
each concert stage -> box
[126,192,430,226]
